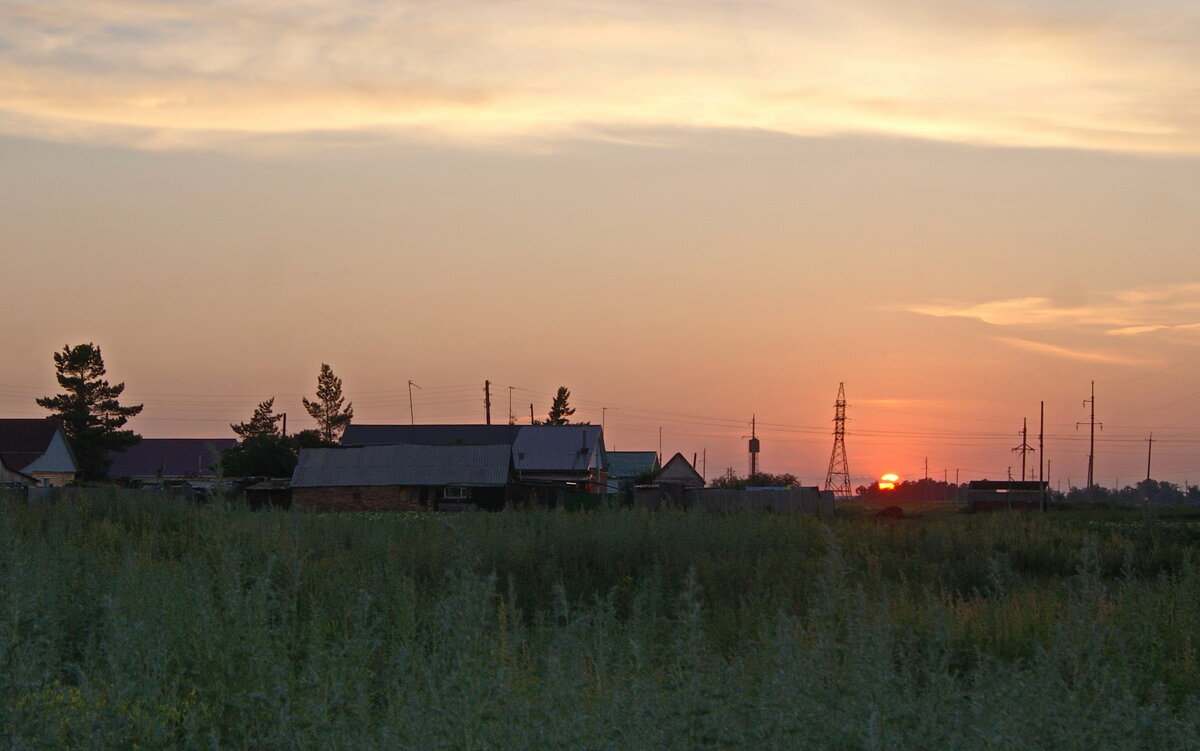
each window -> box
[442,486,468,500]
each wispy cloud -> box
[1105,325,1171,336]
[1,0,1199,152]
[910,284,1200,331]
[994,337,1150,366]
[910,283,1200,364]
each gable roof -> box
[341,424,520,447]
[340,423,606,473]
[292,443,511,488]
[0,418,68,471]
[512,425,604,472]
[607,451,659,479]
[655,452,705,487]
[107,438,237,478]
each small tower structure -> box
[823,383,852,498]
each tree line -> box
[35,343,583,480]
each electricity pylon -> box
[824,383,852,498]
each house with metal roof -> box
[0,418,78,486]
[655,452,705,489]
[606,451,660,494]
[340,423,609,495]
[512,425,607,492]
[341,424,519,448]
[291,443,512,511]
[107,438,237,486]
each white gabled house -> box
[0,419,78,486]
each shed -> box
[0,455,37,489]
[967,480,1047,512]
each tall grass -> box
[1,491,1196,748]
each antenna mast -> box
[824,383,852,498]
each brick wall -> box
[293,486,428,512]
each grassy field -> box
[1,492,1198,749]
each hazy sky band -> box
[3,0,1199,153]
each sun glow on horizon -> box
[879,473,900,491]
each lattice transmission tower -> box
[824,382,852,498]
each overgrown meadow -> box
[2,492,1198,749]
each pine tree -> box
[544,386,577,426]
[223,398,295,477]
[302,364,354,444]
[231,398,282,439]
[36,343,143,480]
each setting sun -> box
[879,473,900,491]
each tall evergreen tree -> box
[36,343,143,480]
[222,398,295,477]
[302,364,354,443]
[544,386,577,426]
[230,398,282,439]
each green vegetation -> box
[36,342,143,479]
[2,494,1198,748]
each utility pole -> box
[408,381,421,425]
[280,412,286,437]
[530,403,535,425]
[658,427,663,464]
[508,386,515,425]
[748,415,759,477]
[702,448,706,483]
[1039,401,1046,511]
[1077,380,1101,494]
[484,380,492,425]
[1146,432,1154,482]
[1012,418,1033,481]
[823,383,852,498]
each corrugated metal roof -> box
[607,451,658,479]
[107,438,237,478]
[292,443,511,488]
[512,425,604,471]
[341,424,519,447]
[337,423,608,472]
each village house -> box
[291,443,511,511]
[655,452,706,489]
[0,418,78,487]
[605,450,659,494]
[341,423,609,495]
[633,452,705,508]
[107,438,237,486]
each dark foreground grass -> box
[1,492,1197,749]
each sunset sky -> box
[3,0,1200,488]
